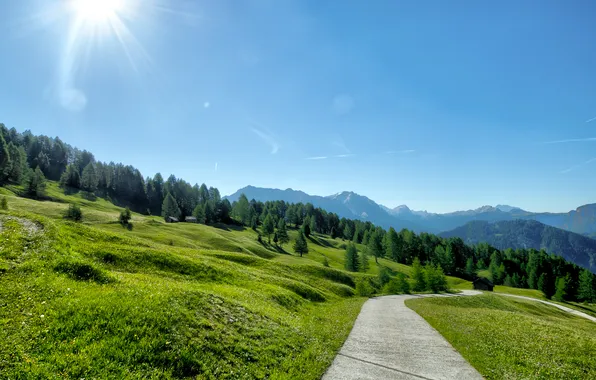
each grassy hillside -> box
[1,183,456,378]
[406,294,596,379]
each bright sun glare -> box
[72,0,124,23]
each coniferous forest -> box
[1,123,595,302]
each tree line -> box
[230,195,596,302]
[2,123,595,302]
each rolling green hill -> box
[0,183,448,378]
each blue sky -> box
[1,0,595,213]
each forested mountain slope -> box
[440,220,596,273]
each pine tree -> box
[385,227,402,263]
[233,194,250,225]
[302,216,311,238]
[0,133,11,183]
[309,216,317,234]
[344,243,360,272]
[277,219,290,246]
[119,207,132,225]
[262,213,275,243]
[25,166,47,198]
[537,273,553,299]
[80,162,98,192]
[368,228,384,264]
[7,143,27,183]
[59,164,81,189]
[0,196,7,210]
[293,232,309,257]
[360,250,370,272]
[554,276,568,302]
[465,258,475,280]
[193,204,206,224]
[273,232,279,246]
[161,193,181,220]
[578,269,595,302]
[412,257,426,292]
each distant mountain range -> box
[225,186,596,237]
[440,220,596,273]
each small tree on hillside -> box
[412,257,426,292]
[344,243,360,272]
[293,232,309,257]
[262,214,275,243]
[80,162,98,192]
[193,204,206,224]
[465,258,476,280]
[119,207,132,225]
[360,249,370,273]
[64,204,83,222]
[425,264,448,293]
[302,215,311,238]
[368,229,384,264]
[277,219,290,247]
[25,166,47,199]
[161,192,181,220]
[0,196,7,210]
[578,269,596,302]
[554,276,570,302]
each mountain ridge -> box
[226,185,596,236]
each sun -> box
[72,0,124,24]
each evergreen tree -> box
[361,229,370,246]
[80,162,98,192]
[360,249,370,272]
[330,227,338,239]
[273,232,279,246]
[385,227,402,263]
[578,269,596,302]
[192,203,206,224]
[119,207,132,225]
[425,264,448,293]
[465,258,476,279]
[0,132,10,183]
[0,196,7,210]
[7,143,27,183]
[25,166,46,198]
[368,228,384,264]
[344,243,360,272]
[309,216,317,235]
[293,232,309,257]
[203,202,215,224]
[412,257,426,292]
[233,194,251,225]
[64,203,82,221]
[262,213,275,243]
[302,215,311,238]
[276,219,290,246]
[383,273,410,294]
[537,273,553,299]
[59,164,81,189]
[554,276,569,302]
[251,215,258,231]
[161,193,181,220]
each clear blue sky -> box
[1,0,595,213]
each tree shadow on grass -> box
[308,236,334,248]
[212,223,246,232]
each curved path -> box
[496,293,596,323]
[323,290,484,380]
[323,290,596,380]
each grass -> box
[406,294,596,379]
[0,187,377,379]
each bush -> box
[322,256,330,267]
[0,196,7,210]
[383,273,411,294]
[64,204,82,222]
[119,207,132,225]
[355,279,374,297]
[425,264,448,293]
[378,267,392,287]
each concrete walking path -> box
[323,289,596,379]
[496,293,596,323]
[322,290,484,380]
